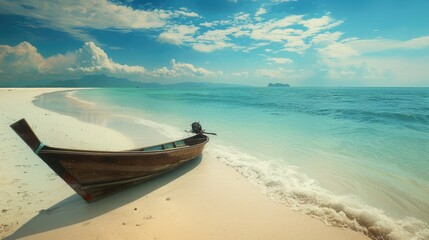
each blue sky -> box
[0,0,428,86]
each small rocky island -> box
[268,83,290,87]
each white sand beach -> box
[0,88,369,240]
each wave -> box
[174,91,429,128]
[207,144,429,240]
[314,109,429,126]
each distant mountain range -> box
[0,74,246,88]
[47,75,160,88]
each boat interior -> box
[140,134,208,152]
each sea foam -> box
[207,144,429,240]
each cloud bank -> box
[0,0,199,41]
[156,11,342,54]
[314,34,429,85]
[0,42,216,82]
[1,0,428,86]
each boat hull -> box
[10,118,209,202]
[38,144,206,202]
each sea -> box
[34,87,429,240]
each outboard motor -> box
[188,122,217,135]
[191,122,203,134]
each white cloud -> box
[171,59,220,77]
[247,15,341,53]
[68,42,146,74]
[154,8,342,55]
[302,16,342,36]
[0,41,225,82]
[157,15,256,50]
[281,36,308,54]
[315,36,429,85]
[60,0,325,56]
[0,0,197,41]
[256,67,310,82]
[318,54,429,86]
[0,41,45,79]
[256,68,287,79]
[343,36,429,53]
[318,42,360,59]
[249,15,303,42]
[192,27,240,52]
[158,25,199,45]
[232,71,249,77]
[255,7,267,17]
[159,17,254,52]
[152,59,220,78]
[200,22,215,28]
[192,42,236,53]
[266,57,293,64]
[173,8,200,18]
[199,19,233,29]
[234,12,252,22]
[312,31,343,45]
[0,41,145,81]
[404,36,429,49]
[182,14,342,54]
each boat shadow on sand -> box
[5,156,202,240]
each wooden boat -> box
[10,118,210,203]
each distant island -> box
[268,83,290,87]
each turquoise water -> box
[35,87,429,239]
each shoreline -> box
[1,88,369,239]
[33,89,173,147]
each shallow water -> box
[35,87,429,240]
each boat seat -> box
[163,143,175,149]
[143,145,163,152]
[175,140,186,147]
